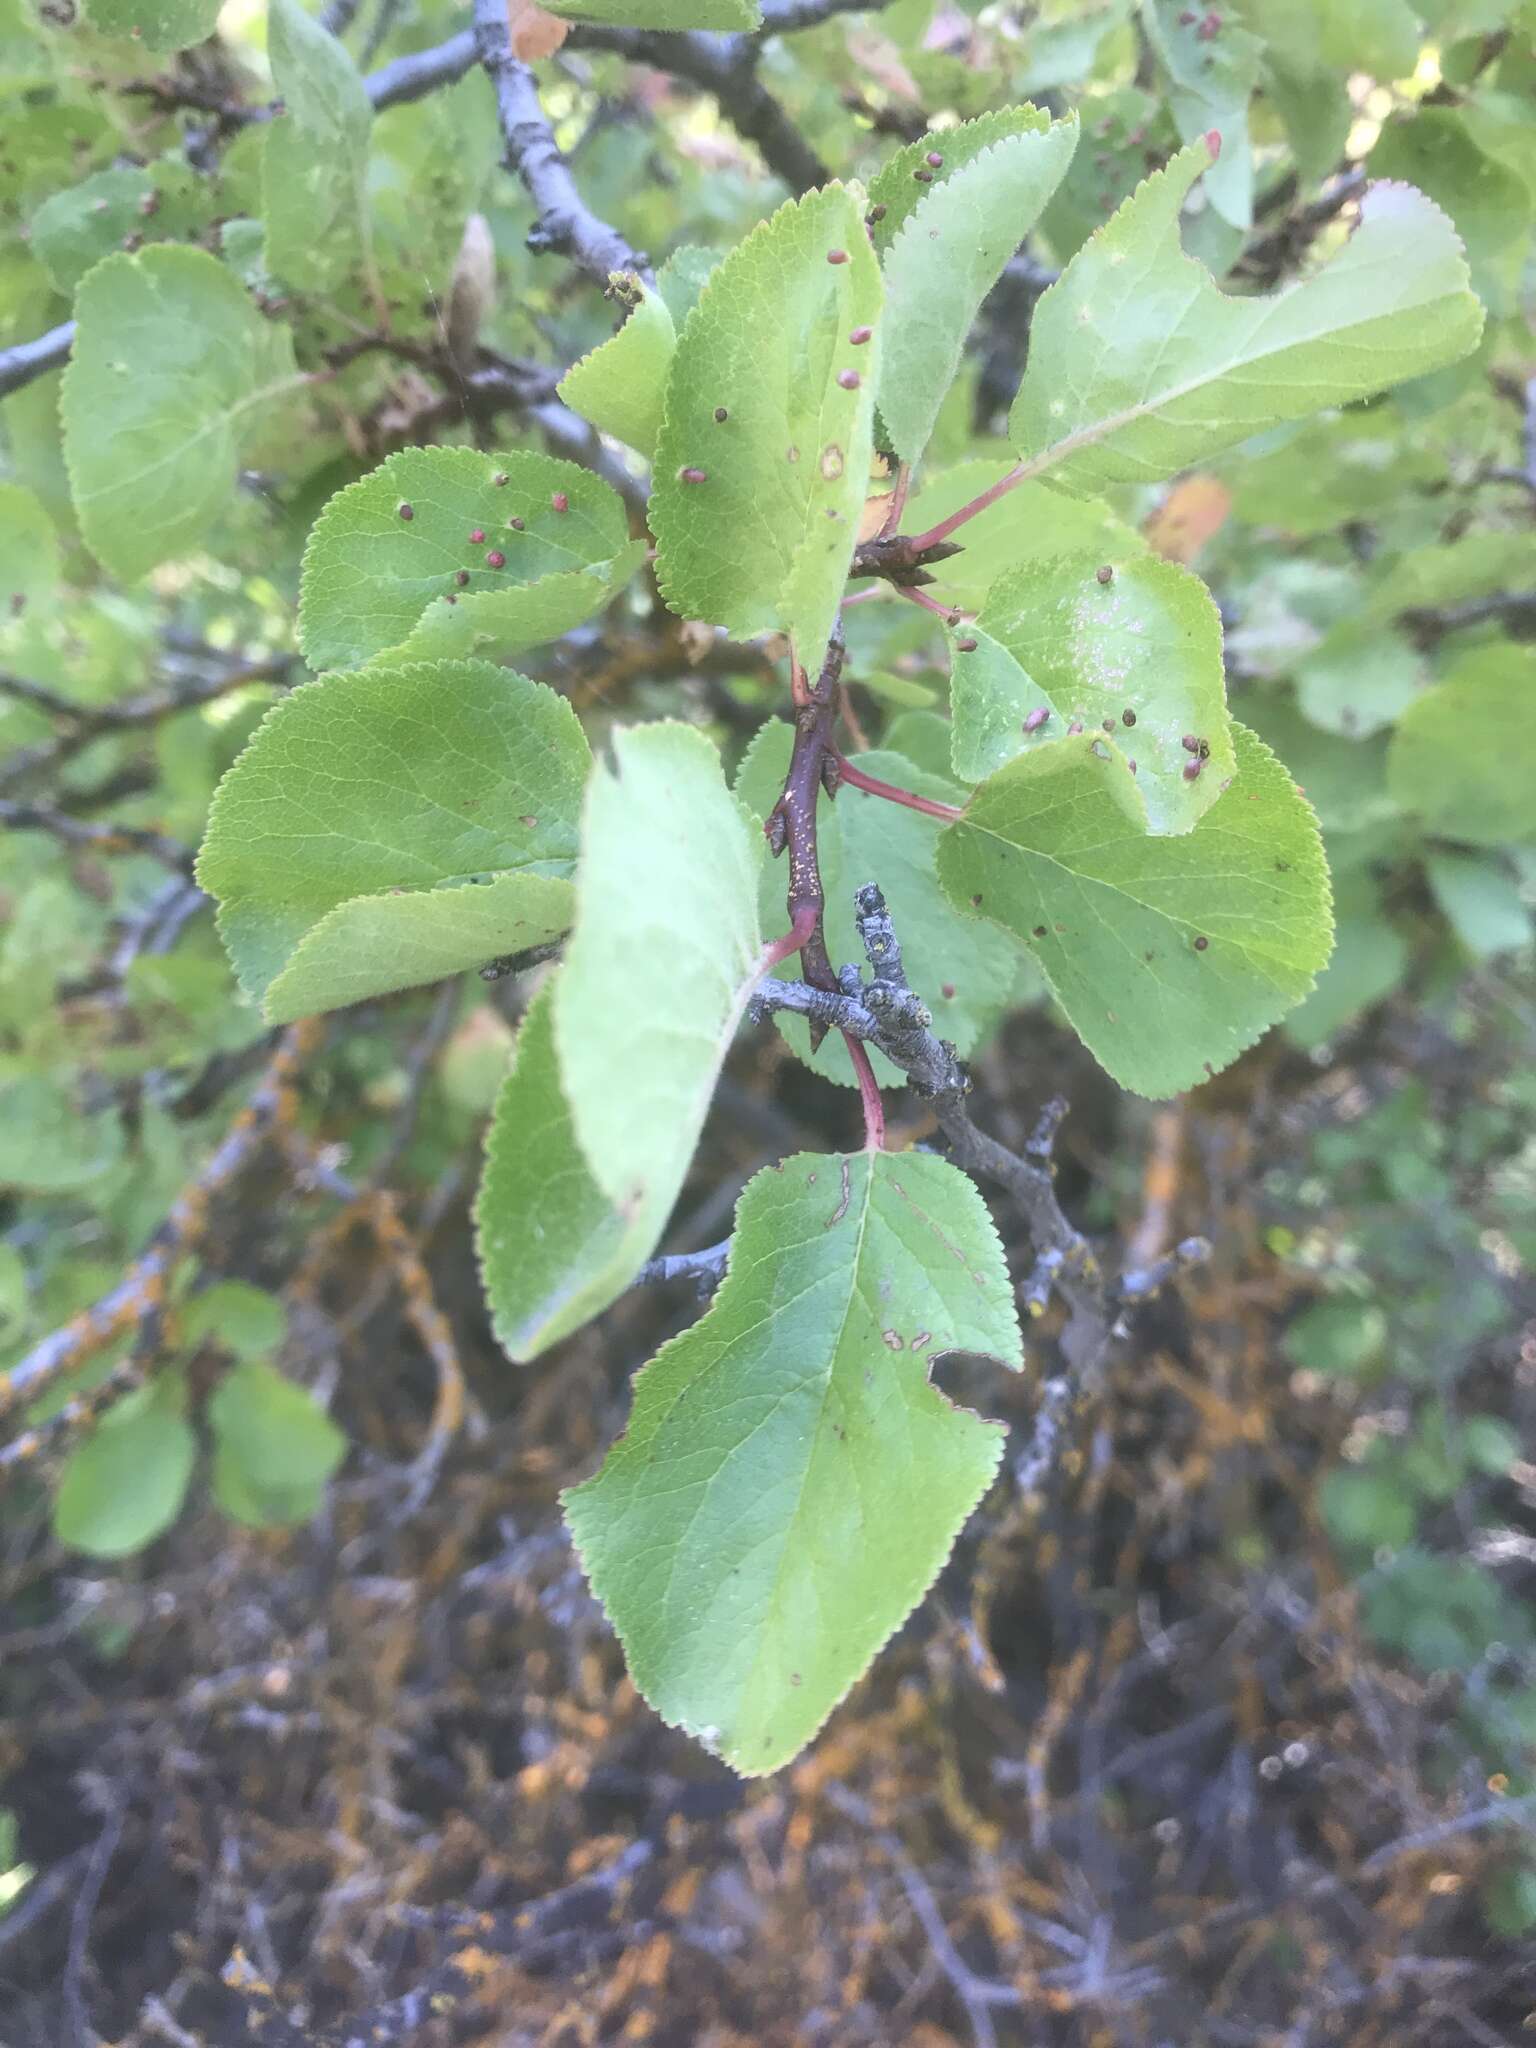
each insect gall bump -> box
[714,406,729,422]
[1183,759,1203,783]
[913,168,933,184]
[1096,564,1114,585]
[1193,936,1210,951]
[469,528,485,544]
[551,491,569,514]
[508,516,525,531]
[1122,708,1136,727]
[398,503,414,521]
[849,326,873,345]
[455,569,470,587]
[486,550,506,569]
[926,150,944,168]
[679,467,709,484]
[955,637,978,653]
[827,248,849,265]
[1023,707,1050,734]
[837,369,861,390]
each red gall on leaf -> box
[486,550,506,569]
[926,150,943,168]
[1205,128,1222,158]
[508,516,525,531]
[551,491,569,513]
[469,528,485,543]
[837,370,861,390]
[827,248,849,265]
[1023,707,1050,734]
[398,503,414,520]
[849,326,872,345]
[1096,564,1114,584]
[1122,708,1136,727]
[679,467,708,484]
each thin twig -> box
[0,799,193,876]
[472,0,651,287]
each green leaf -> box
[735,722,1021,1086]
[1320,1466,1415,1552]
[54,1375,196,1558]
[60,246,298,583]
[542,0,759,27]
[261,0,373,296]
[542,251,721,456]
[947,550,1234,832]
[198,659,587,1020]
[900,463,1146,616]
[555,722,764,1224]
[867,107,1050,252]
[0,1075,124,1192]
[477,979,646,1361]
[298,446,637,673]
[651,184,882,664]
[1387,646,1536,847]
[1426,850,1532,958]
[181,1281,287,1359]
[558,277,676,458]
[1293,617,1423,739]
[874,109,1077,465]
[1009,142,1485,494]
[1369,107,1532,313]
[208,1359,346,1528]
[1284,872,1408,1048]
[937,722,1334,1096]
[1141,0,1263,228]
[29,167,151,293]
[0,483,59,628]
[564,1147,1022,1775]
[79,0,221,53]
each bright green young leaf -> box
[0,482,59,627]
[736,722,1020,1086]
[80,0,221,52]
[262,0,373,296]
[298,446,637,673]
[877,109,1078,465]
[1387,645,1536,847]
[564,1147,1023,1776]
[208,1359,346,1527]
[1141,0,1262,228]
[543,0,760,27]
[1009,142,1485,494]
[555,722,764,1227]
[947,551,1233,831]
[899,462,1146,616]
[558,278,676,458]
[60,246,298,583]
[477,978,647,1362]
[198,660,588,1020]
[54,1374,196,1558]
[651,184,881,665]
[937,722,1333,1096]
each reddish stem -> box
[877,461,912,539]
[904,459,1030,553]
[897,583,966,624]
[833,753,963,823]
[842,1030,886,1152]
[760,901,820,974]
